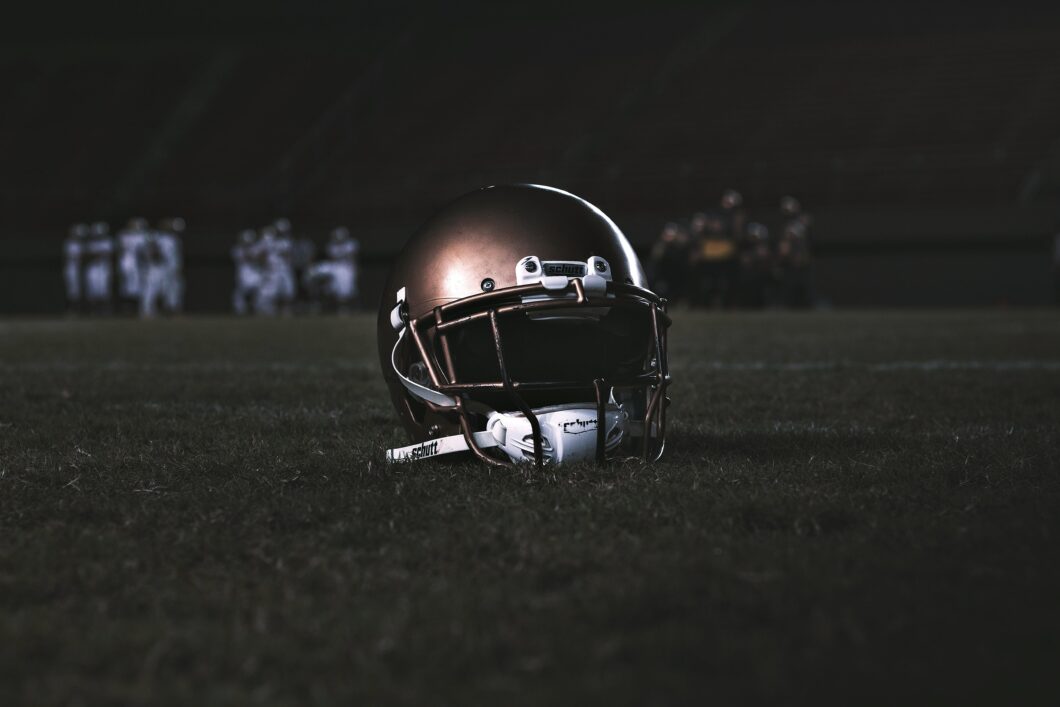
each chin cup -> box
[486,403,628,464]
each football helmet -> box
[377,184,671,467]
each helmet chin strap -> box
[386,402,628,465]
[386,429,500,463]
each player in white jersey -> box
[291,235,316,307]
[63,223,88,314]
[158,217,185,314]
[325,226,360,311]
[271,218,296,314]
[231,229,261,315]
[139,231,169,318]
[83,221,114,314]
[117,217,149,312]
[251,226,280,316]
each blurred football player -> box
[690,210,737,308]
[160,217,186,314]
[83,221,114,314]
[648,221,690,305]
[326,226,360,311]
[780,195,813,246]
[231,229,260,315]
[138,219,183,317]
[721,189,746,240]
[302,260,330,312]
[139,230,168,318]
[780,195,801,219]
[117,217,149,313]
[63,223,88,314]
[777,219,812,308]
[271,218,297,313]
[302,227,360,313]
[252,226,280,316]
[736,222,772,308]
[291,233,317,308]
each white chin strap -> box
[386,403,628,465]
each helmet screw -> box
[524,260,537,273]
[595,261,607,272]
[480,278,495,292]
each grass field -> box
[1,311,1058,705]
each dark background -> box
[2,0,1059,312]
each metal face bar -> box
[593,378,610,463]
[433,298,605,333]
[437,372,658,394]
[433,295,671,334]
[434,306,459,383]
[489,309,544,467]
[421,283,671,331]
[643,384,665,460]
[456,399,507,467]
[407,319,446,388]
[653,303,670,380]
[657,316,671,457]
[433,280,662,318]
[397,279,672,467]
[642,303,671,461]
[571,277,587,303]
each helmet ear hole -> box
[408,362,430,385]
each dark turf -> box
[1,312,1058,705]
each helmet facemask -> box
[385,256,670,466]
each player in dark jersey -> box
[690,206,738,308]
[777,220,812,308]
[648,222,690,305]
[736,222,772,308]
